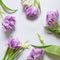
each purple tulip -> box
[27,48,44,60]
[46,10,59,27]
[21,0,41,19]
[8,38,22,49]
[25,6,39,17]
[2,16,16,32]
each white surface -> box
[0,0,60,60]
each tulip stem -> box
[8,45,29,60]
[0,0,17,13]
[34,0,36,5]
[0,9,5,19]
[8,48,22,60]
[3,47,9,60]
[7,49,15,60]
[45,26,60,35]
[36,0,41,9]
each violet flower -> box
[8,38,22,49]
[25,6,39,18]
[45,10,60,35]
[2,16,16,32]
[21,0,41,19]
[3,38,30,60]
[46,10,59,27]
[27,48,44,60]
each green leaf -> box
[45,26,56,33]
[31,45,52,48]
[37,33,44,45]
[45,26,60,35]
[0,0,17,13]
[55,29,60,35]
[44,45,60,57]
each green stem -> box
[3,47,9,60]
[34,0,36,5]
[8,45,29,60]
[8,48,12,56]
[8,48,21,60]
[36,0,41,10]
[11,50,24,60]
[7,49,15,60]
[58,24,60,28]
[45,26,56,33]
[21,0,27,2]
[0,9,5,19]
[0,0,17,13]
[45,26,60,35]
[55,29,60,35]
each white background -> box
[0,0,60,60]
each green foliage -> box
[0,0,17,13]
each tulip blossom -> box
[21,0,41,19]
[8,38,22,49]
[27,48,44,60]
[2,16,16,32]
[46,10,59,27]
[25,6,39,17]
[45,10,60,35]
[3,38,29,60]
